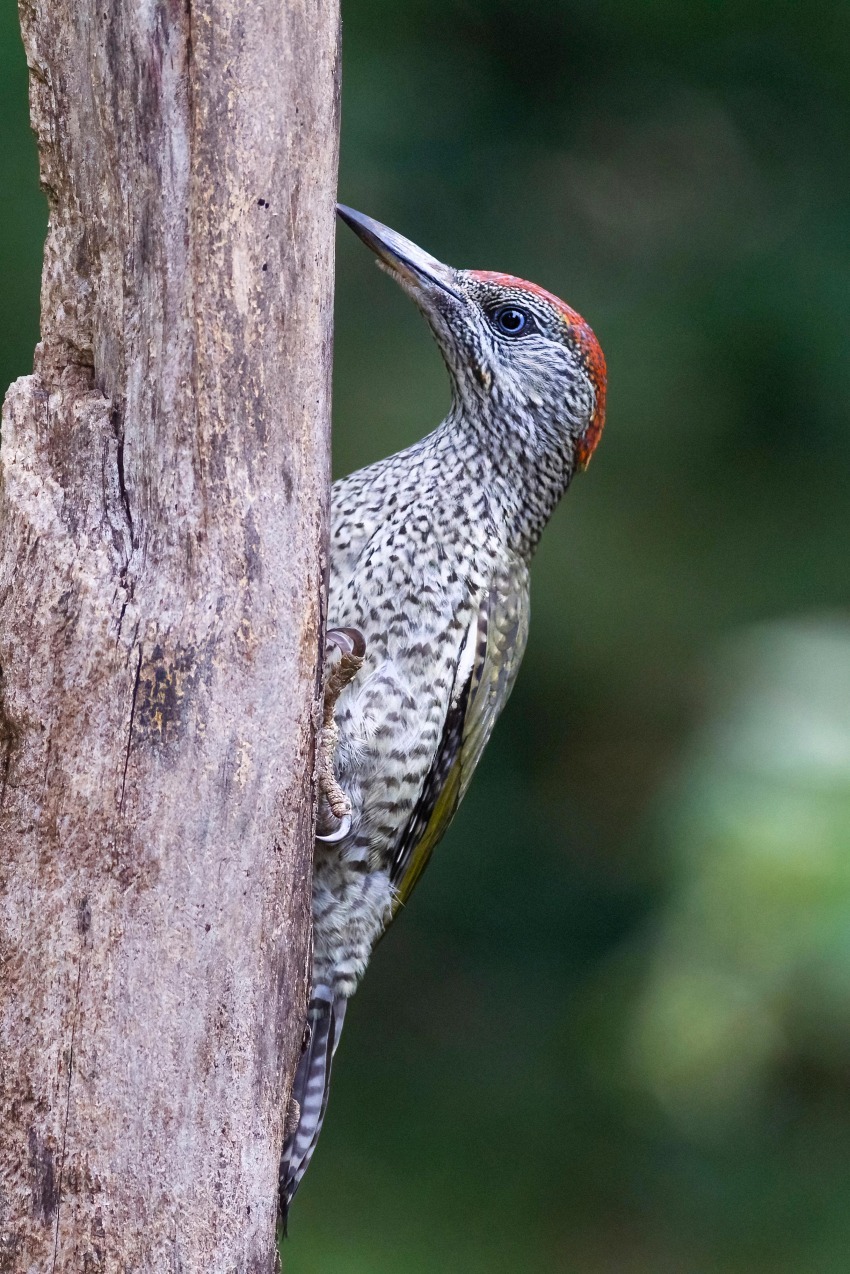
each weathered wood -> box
[0,0,339,1268]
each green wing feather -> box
[389,557,530,913]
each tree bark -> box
[0,0,339,1269]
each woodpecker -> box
[279,205,607,1222]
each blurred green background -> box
[3,1,850,1269]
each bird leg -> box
[316,627,366,842]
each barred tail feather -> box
[279,989,348,1229]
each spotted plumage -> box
[279,206,607,1223]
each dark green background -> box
[3,2,850,1270]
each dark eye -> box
[489,305,533,337]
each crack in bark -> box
[110,404,134,545]
[115,437,133,542]
[0,736,14,810]
[0,663,20,811]
[116,598,128,644]
[120,645,143,814]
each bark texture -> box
[0,0,339,1269]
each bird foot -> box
[316,627,365,843]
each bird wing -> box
[388,556,530,913]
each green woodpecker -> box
[280,206,606,1223]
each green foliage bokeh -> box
[3,2,850,1270]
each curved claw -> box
[316,812,352,844]
[326,627,366,660]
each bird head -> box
[337,205,606,472]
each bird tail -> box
[279,988,348,1230]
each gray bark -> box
[0,0,339,1269]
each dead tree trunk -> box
[0,0,339,1268]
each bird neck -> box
[436,399,575,560]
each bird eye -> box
[489,306,533,337]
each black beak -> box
[336,205,462,302]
